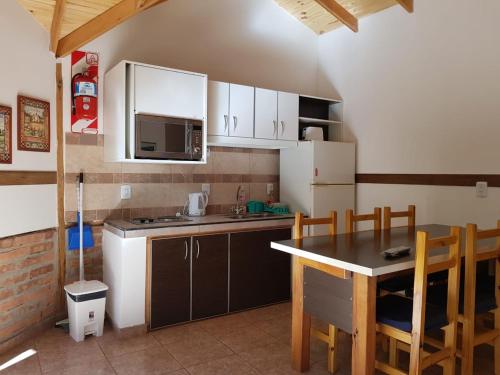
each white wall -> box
[317,0,500,227]
[62,0,319,132]
[0,0,57,237]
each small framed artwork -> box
[0,105,12,163]
[17,95,50,152]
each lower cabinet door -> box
[229,228,291,312]
[151,237,191,329]
[192,234,229,320]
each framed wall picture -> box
[0,105,12,163]
[17,95,50,152]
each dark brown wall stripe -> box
[356,174,500,187]
[0,171,57,186]
[65,172,279,184]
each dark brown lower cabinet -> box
[150,227,291,329]
[151,237,190,329]
[229,228,291,312]
[192,234,229,320]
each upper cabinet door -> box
[134,65,206,120]
[254,88,278,140]
[277,92,299,141]
[229,84,254,138]
[207,81,229,136]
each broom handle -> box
[79,172,84,281]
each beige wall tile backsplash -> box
[64,134,279,222]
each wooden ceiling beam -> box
[314,0,358,32]
[55,0,168,58]
[50,0,66,52]
[395,0,414,13]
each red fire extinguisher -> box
[72,67,97,120]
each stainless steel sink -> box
[225,213,278,220]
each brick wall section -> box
[0,229,59,345]
[65,226,103,283]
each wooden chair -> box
[294,211,339,374]
[461,222,500,375]
[383,205,416,230]
[379,205,417,295]
[375,227,462,375]
[345,207,382,234]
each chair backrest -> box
[294,211,337,240]
[345,207,382,234]
[383,205,416,230]
[463,221,500,323]
[409,227,462,373]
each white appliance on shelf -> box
[280,141,355,235]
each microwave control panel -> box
[192,129,203,157]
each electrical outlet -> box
[476,181,488,198]
[266,183,274,195]
[202,183,210,195]
[121,185,132,200]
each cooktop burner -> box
[130,216,192,225]
[131,217,155,224]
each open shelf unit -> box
[298,95,343,141]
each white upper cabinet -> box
[255,88,278,140]
[208,81,229,136]
[229,83,254,138]
[134,65,206,120]
[277,91,299,141]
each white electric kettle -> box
[188,192,208,216]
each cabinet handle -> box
[281,121,285,136]
[224,115,229,132]
[273,120,277,136]
[233,116,238,131]
[184,240,188,260]
[196,239,200,259]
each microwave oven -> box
[134,114,203,161]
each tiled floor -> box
[0,302,495,374]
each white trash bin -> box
[64,280,108,342]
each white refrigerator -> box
[280,141,355,235]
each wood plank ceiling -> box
[16,0,413,57]
[17,0,168,57]
[274,0,412,34]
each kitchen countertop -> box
[105,214,295,239]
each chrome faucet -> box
[231,185,245,214]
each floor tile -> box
[0,348,40,375]
[43,358,116,375]
[164,335,233,368]
[37,338,105,373]
[253,316,291,345]
[98,333,160,358]
[152,323,211,346]
[195,313,253,339]
[108,346,181,375]
[218,324,277,353]
[239,303,291,324]
[186,354,259,375]
[238,342,292,373]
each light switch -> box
[476,181,488,198]
[202,183,210,195]
[121,185,132,200]
[266,183,274,195]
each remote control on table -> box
[381,245,411,259]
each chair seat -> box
[378,269,449,295]
[376,294,449,333]
[426,276,497,315]
[378,274,414,293]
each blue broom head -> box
[68,213,95,250]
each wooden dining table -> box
[270,224,494,375]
